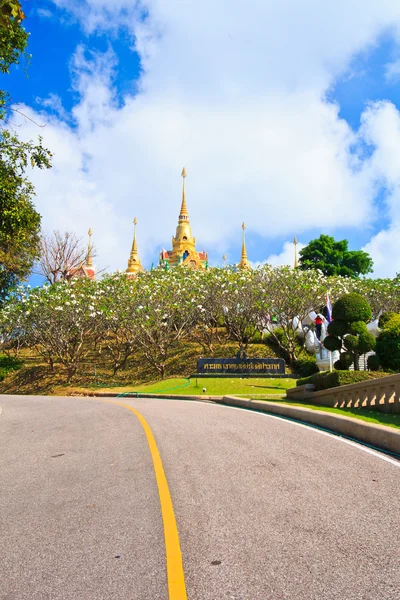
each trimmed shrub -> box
[367,354,380,371]
[324,335,342,351]
[375,315,400,372]
[325,293,374,370]
[332,293,372,323]
[327,320,347,337]
[334,352,353,370]
[378,312,398,330]
[297,370,391,390]
[293,356,319,377]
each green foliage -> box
[0,2,52,302]
[299,234,373,278]
[324,293,374,370]
[250,330,263,343]
[297,370,390,390]
[332,293,372,323]
[343,334,359,351]
[0,353,23,380]
[293,356,319,377]
[2,267,400,383]
[367,355,380,371]
[378,311,398,330]
[334,352,353,370]
[0,1,28,76]
[327,320,348,337]
[323,335,342,351]
[375,314,400,372]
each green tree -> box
[375,313,400,372]
[323,293,375,370]
[299,234,373,278]
[0,1,52,303]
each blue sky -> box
[8,1,400,278]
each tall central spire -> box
[126,217,144,275]
[86,228,93,268]
[293,236,299,268]
[238,222,251,270]
[179,167,189,220]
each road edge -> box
[216,396,400,457]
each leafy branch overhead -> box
[0,1,52,303]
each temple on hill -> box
[124,167,257,274]
[159,168,208,270]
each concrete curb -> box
[216,396,400,457]
[71,391,223,402]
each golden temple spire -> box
[238,222,251,270]
[86,228,93,268]
[126,217,144,275]
[179,167,189,221]
[222,253,227,268]
[293,236,299,268]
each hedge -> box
[296,370,391,391]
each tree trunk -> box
[354,350,360,371]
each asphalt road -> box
[0,395,399,600]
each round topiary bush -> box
[343,334,359,351]
[375,315,400,372]
[367,354,380,371]
[332,293,372,324]
[324,335,342,351]
[349,321,368,335]
[327,320,348,337]
[334,352,353,370]
[378,311,398,330]
[358,330,376,354]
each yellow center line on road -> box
[103,399,188,600]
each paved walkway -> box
[0,395,399,599]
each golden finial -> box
[293,236,299,268]
[238,222,251,270]
[132,217,138,252]
[86,228,93,267]
[179,167,189,219]
[126,217,144,275]
[222,253,227,268]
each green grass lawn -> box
[118,377,296,397]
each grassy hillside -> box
[0,341,285,396]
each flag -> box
[326,293,332,323]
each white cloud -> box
[36,8,53,19]
[385,59,400,81]
[265,241,306,268]
[18,0,400,273]
[363,225,400,278]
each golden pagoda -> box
[159,168,208,269]
[237,222,251,270]
[126,217,144,275]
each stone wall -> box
[287,373,400,414]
